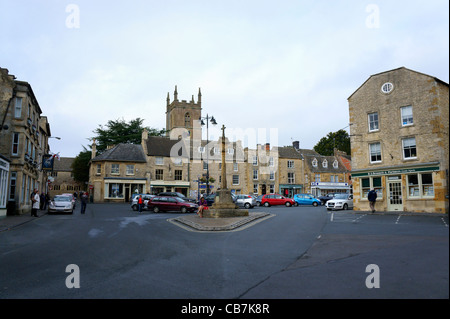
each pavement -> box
[0,209,48,232]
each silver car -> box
[131,194,154,211]
[48,195,74,214]
[235,194,256,209]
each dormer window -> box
[322,159,328,168]
[333,160,339,169]
[312,158,318,167]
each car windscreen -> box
[334,194,348,199]
[54,196,71,202]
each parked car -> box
[147,196,199,213]
[157,192,197,203]
[202,193,237,206]
[131,194,155,211]
[318,193,335,205]
[326,194,354,210]
[293,194,321,207]
[255,195,264,206]
[260,194,296,207]
[48,195,74,214]
[235,194,256,209]
[61,193,76,208]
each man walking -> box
[368,188,377,213]
[80,191,88,214]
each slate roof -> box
[91,144,146,162]
[53,157,74,171]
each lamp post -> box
[199,114,217,196]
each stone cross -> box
[221,125,227,189]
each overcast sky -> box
[1,0,448,157]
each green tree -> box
[71,147,92,187]
[91,118,165,154]
[313,129,351,156]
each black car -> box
[156,192,197,203]
[318,193,334,205]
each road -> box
[0,203,448,300]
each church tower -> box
[165,86,202,137]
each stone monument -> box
[203,125,249,218]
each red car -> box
[260,194,296,207]
[147,196,198,213]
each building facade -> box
[47,157,85,198]
[0,68,52,215]
[348,67,449,213]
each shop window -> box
[407,173,434,198]
[108,183,123,198]
[360,177,383,199]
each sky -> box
[1,0,448,157]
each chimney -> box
[293,141,300,150]
[265,143,270,151]
[91,139,97,159]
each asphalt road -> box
[0,203,448,300]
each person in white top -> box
[31,189,40,217]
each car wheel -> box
[285,202,291,207]
[256,202,261,206]
[180,207,187,213]
[343,203,348,210]
[313,202,318,207]
[153,206,160,213]
[264,202,270,207]
[244,203,251,209]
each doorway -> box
[387,177,403,211]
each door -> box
[387,179,403,211]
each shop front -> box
[351,163,446,213]
[150,180,190,196]
[310,182,351,197]
[279,184,303,198]
[104,177,147,202]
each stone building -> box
[348,67,449,213]
[0,68,52,215]
[89,142,148,202]
[48,157,84,198]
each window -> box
[155,169,163,180]
[312,158,318,167]
[322,159,328,168]
[407,173,434,198]
[12,133,19,155]
[253,184,258,194]
[270,171,275,181]
[203,161,208,170]
[173,157,182,166]
[14,97,22,118]
[253,169,258,180]
[368,112,379,132]
[287,160,294,169]
[111,164,119,175]
[233,162,238,171]
[227,148,234,155]
[198,146,205,153]
[96,164,101,175]
[288,172,295,184]
[232,175,239,185]
[269,157,274,167]
[9,172,17,201]
[269,185,275,193]
[401,106,413,126]
[155,157,164,165]
[108,183,123,198]
[253,156,258,166]
[361,176,383,199]
[126,165,134,175]
[184,113,190,127]
[333,160,339,169]
[315,174,320,182]
[369,142,382,163]
[174,170,182,181]
[381,82,394,94]
[402,137,417,159]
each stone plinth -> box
[203,189,249,218]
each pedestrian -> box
[44,193,50,210]
[138,195,143,213]
[40,192,45,210]
[80,191,88,214]
[31,189,40,217]
[368,188,377,213]
[197,196,207,218]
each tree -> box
[91,118,165,154]
[71,147,92,187]
[313,129,351,156]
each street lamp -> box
[199,114,217,195]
